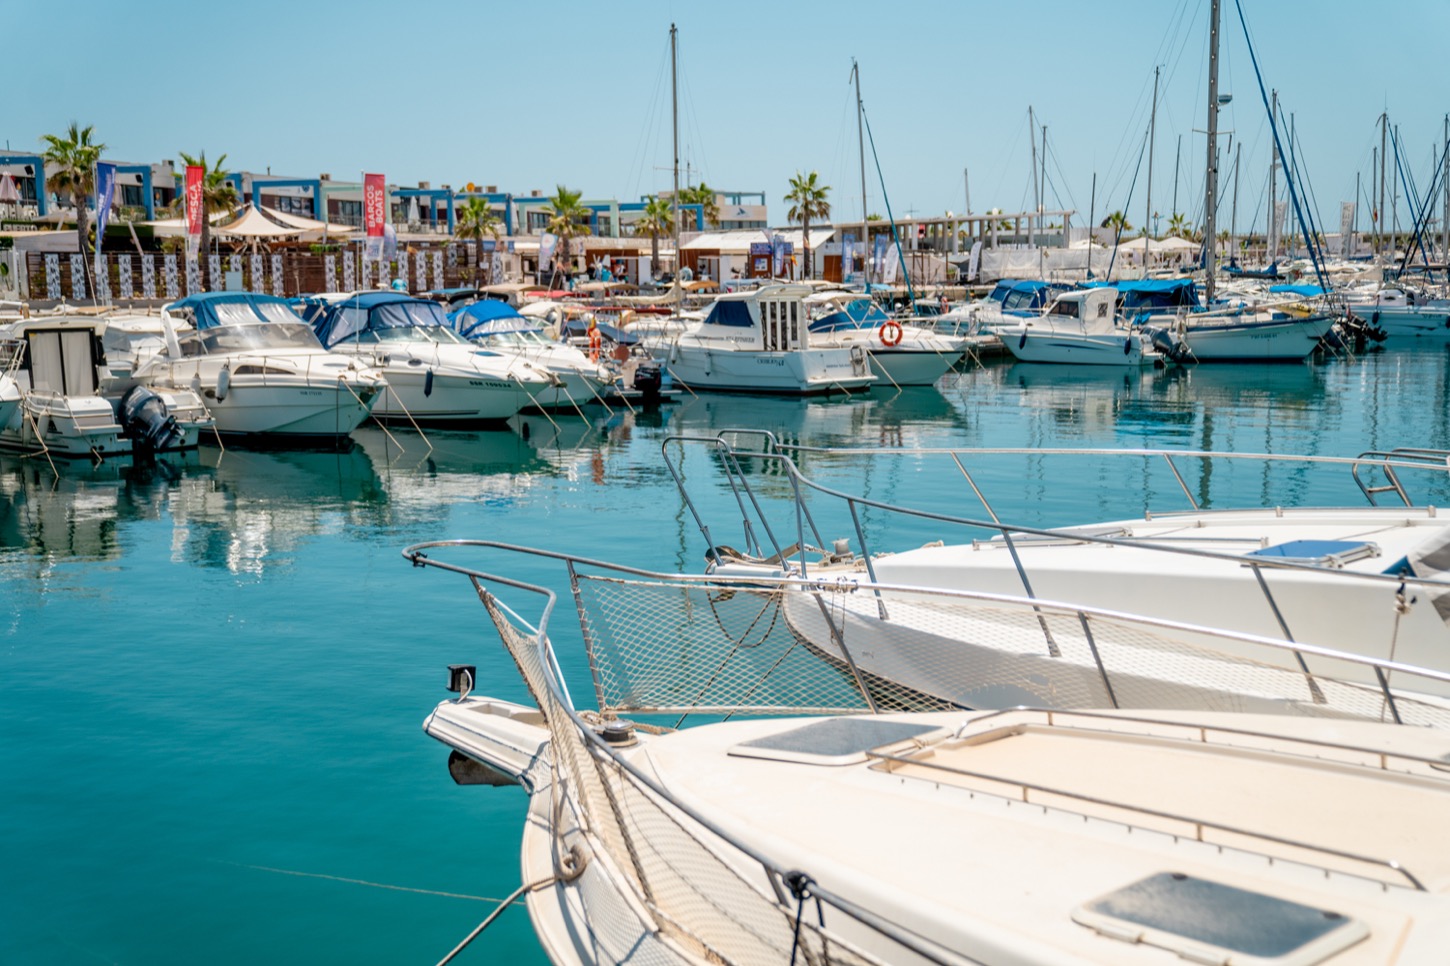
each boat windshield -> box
[353,326,472,345]
[474,329,538,348]
[212,301,306,326]
[193,322,324,354]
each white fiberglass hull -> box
[202,381,379,438]
[655,342,875,395]
[370,367,537,423]
[0,393,129,457]
[1178,314,1335,360]
[1348,305,1450,340]
[866,507,1450,687]
[1004,328,1158,366]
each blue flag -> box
[93,162,117,286]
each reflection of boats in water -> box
[350,426,552,508]
[668,388,966,449]
[0,450,202,564]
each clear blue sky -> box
[10,0,1449,231]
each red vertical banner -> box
[185,165,205,239]
[363,173,385,261]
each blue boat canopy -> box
[704,300,755,328]
[447,300,541,339]
[990,279,1072,313]
[1268,284,1325,297]
[808,297,890,332]
[1091,278,1201,314]
[301,292,452,348]
[167,292,304,330]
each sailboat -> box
[1137,0,1336,362]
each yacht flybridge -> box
[408,541,1450,966]
[135,292,385,443]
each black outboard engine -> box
[119,385,181,455]
[1142,325,1193,363]
[632,362,663,404]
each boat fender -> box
[424,368,434,397]
[1371,311,1379,325]
[878,320,904,347]
[1018,331,1028,350]
[215,364,231,402]
[1124,335,1132,355]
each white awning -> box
[259,204,358,235]
[214,206,303,239]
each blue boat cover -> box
[447,300,541,338]
[167,292,303,330]
[1268,284,1325,297]
[302,292,451,348]
[808,297,890,332]
[1090,278,1200,314]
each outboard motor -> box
[119,385,181,455]
[632,362,663,404]
[1143,325,1192,363]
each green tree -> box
[1166,212,1188,238]
[784,170,830,279]
[178,151,239,290]
[454,197,503,282]
[40,122,106,258]
[542,185,590,279]
[679,182,719,230]
[633,195,674,279]
[1101,211,1132,232]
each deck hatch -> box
[1244,539,1379,567]
[1073,872,1367,965]
[730,719,938,765]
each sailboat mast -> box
[670,23,680,271]
[1267,91,1278,262]
[1231,142,1241,263]
[1144,65,1158,279]
[1203,0,1221,303]
[1443,115,1449,264]
[1028,106,1038,246]
[1379,113,1387,261]
[854,59,869,290]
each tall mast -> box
[1379,112,1387,261]
[1267,91,1279,263]
[1144,65,1159,278]
[1203,0,1221,303]
[670,23,680,270]
[1443,115,1449,264]
[1028,106,1038,246]
[854,59,869,290]
[1231,142,1241,263]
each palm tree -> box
[542,185,590,279]
[178,151,239,290]
[40,122,106,258]
[679,182,719,230]
[634,195,674,279]
[454,197,503,282]
[784,171,830,279]
[1167,212,1189,239]
[1101,211,1132,233]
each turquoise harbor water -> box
[5,348,1450,965]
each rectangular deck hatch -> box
[1244,539,1379,568]
[730,719,938,765]
[1073,872,1367,965]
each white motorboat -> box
[299,292,552,424]
[134,292,385,443]
[803,290,967,386]
[446,299,615,411]
[996,287,1163,366]
[641,284,876,395]
[673,437,1450,694]
[0,315,208,458]
[1343,286,1450,340]
[1108,278,1337,362]
[409,542,1450,966]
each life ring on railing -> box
[588,322,602,362]
[878,320,904,347]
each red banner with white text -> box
[364,173,385,261]
[184,165,204,265]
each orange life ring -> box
[878,320,904,347]
[588,325,602,362]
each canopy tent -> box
[140,210,234,237]
[258,204,358,236]
[214,206,304,240]
[1112,235,1200,252]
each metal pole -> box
[1203,0,1221,303]
[1144,66,1158,278]
[670,24,680,275]
[1231,142,1241,265]
[1267,91,1279,263]
[855,60,870,290]
[1028,106,1038,247]
[1380,113,1388,263]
